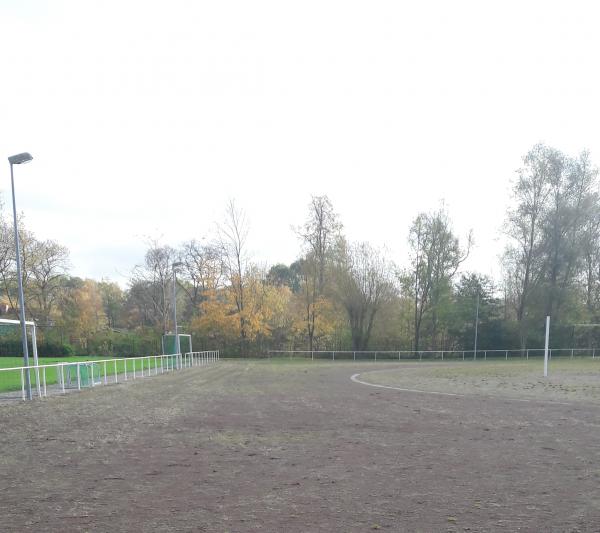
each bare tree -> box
[503,144,554,347]
[295,195,342,350]
[0,219,40,317]
[129,239,178,333]
[539,150,599,317]
[179,239,225,316]
[29,239,70,325]
[98,279,125,329]
[219,200,250,354]
[406,208,470,351]
[334,241,397,350]
[503,144,599,347]
[0,216,13,313]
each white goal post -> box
[0,317,41,396]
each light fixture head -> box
[8,152,33,165]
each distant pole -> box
[544,316,550,377]
[474,291,480,359]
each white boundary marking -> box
[350,372,573,406]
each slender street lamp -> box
[473,291,480,361]
[172,261,183,368]
[8,152,33,399]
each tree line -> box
[1,143,599,357]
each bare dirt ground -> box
[362,359,600,403]
[2,360,600,532]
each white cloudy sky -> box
[1,1,599,287]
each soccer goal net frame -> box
[0,317,40,366]
[161,333,192,355]
[0,317,42,397]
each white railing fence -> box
[267,348,599,361]
[0,350,220,401]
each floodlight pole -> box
[172,262,182,369]
[9,155,33,399]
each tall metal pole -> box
[172,264,181,367]
[10,163,32,399]
[473,291,480,360]
[544,316,550,377]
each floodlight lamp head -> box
[173,261,183,269]
[8,152,33,165]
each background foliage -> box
[1,144,599,356]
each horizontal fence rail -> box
[267,348,599,361]
[0,350,220,402]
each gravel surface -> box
[2,360,600,532]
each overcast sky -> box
[1,1,599,287]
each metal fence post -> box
[114,360,118,383]
[76,363,81,391]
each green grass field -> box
[0,355,174,394]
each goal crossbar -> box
[0,318,38,326]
